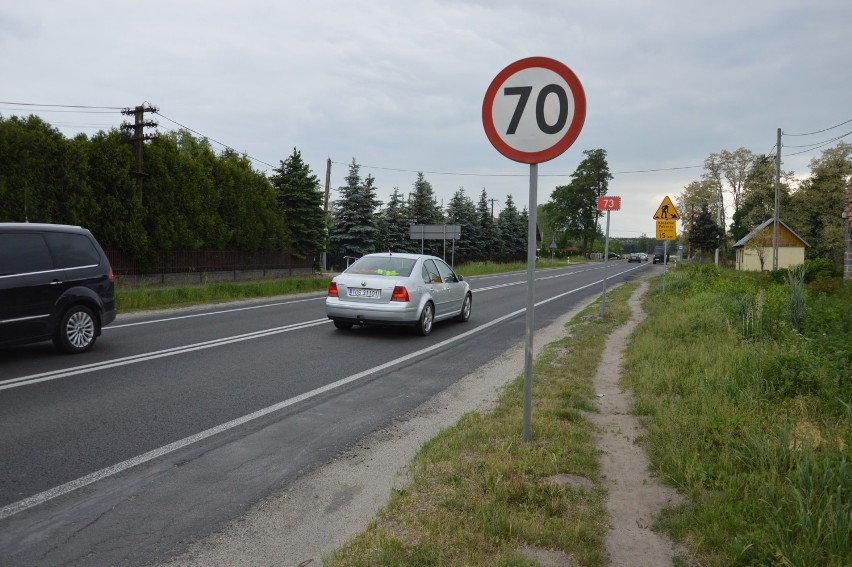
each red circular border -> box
[482,57,586,164]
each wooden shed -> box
[733,219,808,271]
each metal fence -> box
[104,248,314,277]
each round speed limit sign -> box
[482,57,586,164]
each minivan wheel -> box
[415,302,434,336]
[53,305,98,354]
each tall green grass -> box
[625,265,851,566]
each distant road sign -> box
[653,196,680,220]
[656,220,677,240]
[597,196,621,210]
[409,224,461,240]
[482,56,586,164]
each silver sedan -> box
[325,253,472,336]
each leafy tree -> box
[787,142,852,265]
[0,115,69,223]
[729,155,793,242]
[547,148,611,255]
[86,129,147,254]
[215,148,286,252]
[270,148,325,262]
[677,179,721,229]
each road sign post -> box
[483,57,585,441]
[653,197,680,293]
[596,196,620,316]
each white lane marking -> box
[0,319,329,391]
[0,276,611,520]
[2,265,641,391]
[108,297,324,329]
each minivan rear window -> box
[43,232,100,269]
[0,233,54,276]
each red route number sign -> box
[597,196,621,211]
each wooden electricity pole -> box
[121,103,158,203]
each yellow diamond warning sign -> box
[653,196,680,220]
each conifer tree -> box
[329,159,382,258]
[376,187,414,253]
[270,148,325,263]
[498,194,526,260]
[408,172,444,255]
[446,187,479,263]
[477,188,501,261]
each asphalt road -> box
[0,261,652,566]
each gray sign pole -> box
[600,209,611,316]
[523,163,538,442]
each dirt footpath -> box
[163,277,685,566]
[588,280,686,565]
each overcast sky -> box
[2,0,850,237]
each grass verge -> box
[114,259,581,313]
[623,265,850,566]
[327,281,638,566]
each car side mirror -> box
[456,274,464,282]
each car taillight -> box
[328,282,338,297]
[108,267,115,282]
[391,286,409,302]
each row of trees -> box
[2,113,848,272]
[0,115,531,270]
[676,143,852,265]
[329,161,529,265]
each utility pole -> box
[688,204,694,259]
[489,198,499,218]
[321,158,332,271]
[772,128,781,271]
[121,103,158,203]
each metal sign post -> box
[483,56,586,441]
[654,196,680,295]
[596,196,620,317]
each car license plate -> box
[348,288,380,298]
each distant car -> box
[653,245,666,264]
[627,253,642,263]
[607,252,621,259]
[0,223,116,353]
[639,253,648,262]
[325,253,472,336]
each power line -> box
[154,111,278,170]
[784,131,852,156]
[783,117,852,137]
[782,130,852,149]
[0,101,125,110]
[0,106,121,115]
[330,160,703,178]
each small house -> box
[733,218,808,271]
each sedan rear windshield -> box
[346,257,416,277]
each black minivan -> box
[0,223,117,353]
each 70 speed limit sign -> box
[482,57,586,164]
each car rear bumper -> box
[325,299,420,325]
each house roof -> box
[732,218,809,248]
